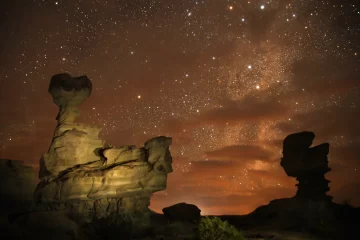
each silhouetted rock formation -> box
[280,131,332,201]
[218,131,360,240]
[33,73,173,228]
[162,202,201,222]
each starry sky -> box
[0,0,359,215]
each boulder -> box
[162,202,201,222]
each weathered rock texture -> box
[34,73,173,225]
[280,131,332,201]
[39,73,104,179]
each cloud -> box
[200,97,288,124]
[181,160,242,183]
[164,96,289,134]
[164,157,296,196]
[205,144,274,162]
[149,143,299,215]
[247,168,296,186]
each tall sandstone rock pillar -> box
[39,73,104,179]
[34,73,173,227]
[280,131,332,201]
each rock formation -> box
[280,131,332,201]
[39,73,104,179]
[218,131,360,240]
[162,202,201,222]
[0,159,37,213]
[34,73,173,224]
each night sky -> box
[0,0,359,215]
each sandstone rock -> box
[49,73,92,123]
[40,126,105,178]
[162,202,201,222]
[34,73,174,234]
[103,145,145,165]
[145,137,173,174]
[280,131,332,201]
[40,74,104,179]
[35,141,172,202]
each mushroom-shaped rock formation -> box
[39,73,103,179]
[49,73,92,122]
[34,73,173,223]
[280,131,332,201]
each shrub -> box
[197,216,246,240]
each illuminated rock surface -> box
[34,73,173,223]
[39,73,104,179]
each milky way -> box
[0,0,359,215]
